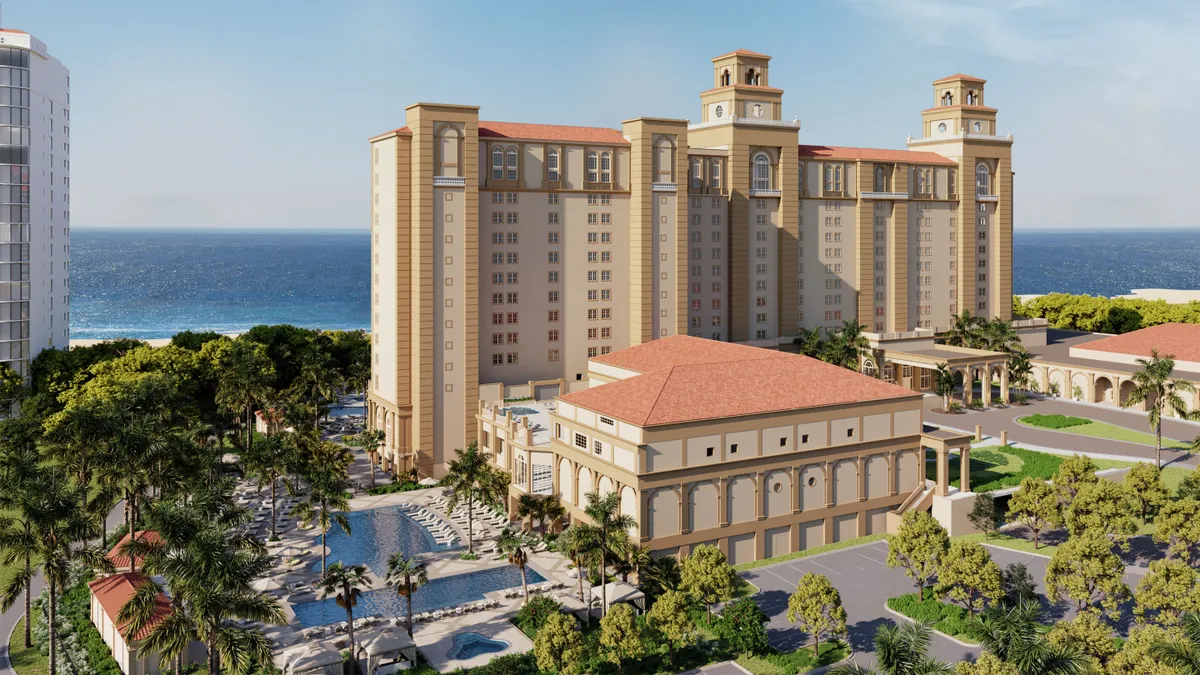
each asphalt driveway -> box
[741,539,1148,668]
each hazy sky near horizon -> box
[15,0,1200,231]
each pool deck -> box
[267,487,580,672]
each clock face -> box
[715,104,723,119]
[938,122,947,133]
[973,121,982,132]
[752,104,763,118]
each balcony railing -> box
[651,182,677,192]
[861,191,909,200]
[749,188,781,197]
[433,176,465,187]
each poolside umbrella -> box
[419,477,439,487]
[362,628,416,671]
[287,643,343,675]
[554,593,590,622]
[251,576,285,593]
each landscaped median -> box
[1017,413,1192,450]
[885,590,977,644]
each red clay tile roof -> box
[1075,324,1200,364]
[799,144,957,166]
[564,336,918,426]
[478,121,628,145]
[713,49,771,60]
[88,573,172,641]
[106,531,162,570]
[0,29,27,35]
[933,73,986,84]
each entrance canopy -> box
[870,340,1012,407]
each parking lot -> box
[740,539,1147,667]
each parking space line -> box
[809,559,843,576]
[855,551,885,566]
[761,567,796,587]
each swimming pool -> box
[499,406,540,416]
[448,633,509,660]
[313,505,453,575]
[293,565,548,627]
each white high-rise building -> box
[0,29,69,379]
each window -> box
[875,165,885,192]
[506,252,518,264]
[691,158,702,188]
[506,312,518,323]
[593,440,603,456]
[574,433,587,450]
[601,232,611,243]
[506,292,519,304]
[976,163,990,196]
[492,252,504,264]
[506,332,518,344]
[548,192,559,204]
[587,152,598,182]
[706,447,714,457]
[752,153,771,190]
[491,148,503,180]
[548,252,559,263]
[505,147,518,180]
[548,232,559,244]
[710,160,721,188]
[507,352,518,364]
[491,333,503,345]
[548,213,559,225]
[492,353,504,365]
[506,272,518,283]
[730,444,738,454]
[492,273,504,284]
[600,152,611,183]
[547,149,559,182]
[548,271,559,283]
[548,310,559,322]
[548,330,559,342]
[588,347,599,357]
[548,290,558,302]
[548,349,559,362]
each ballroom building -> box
[367,50,1014,477]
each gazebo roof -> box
[361,628,414,655]
[289,644,342,672]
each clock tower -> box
[699,49,784,124]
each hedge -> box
[886,590,974,641]
[1022,414,1091,430]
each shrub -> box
[735,642,848,675]
[714,597,770,655]
[992,398,1006,406]
[1023,413,1090,430]
[1013,392,1030,404]
[514,595,561,637]
[948,402,965,413]
[459,552,479,561]
[886,589,972,640]
[366,480,422,495]
[968,399,984,410]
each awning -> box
[592,582,646,612]
[361,628,417,671]
[287,643,343,675]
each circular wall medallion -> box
[937,122,947,133]
[807,476,817,487]
[772,482,782,493]
[752,104,763,118]
[714,104,724,118]
[973,121,982,132]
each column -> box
[981,365,991,407]
[935,448,950,496]
[1000,367,1009,403]
[959,447,971,493]
[1040,366,1050,395]
[754,472,765,520]
[962,368,973,406]
[679,485,690,534]
[718,478,729,527]
[823,462,834,507]
[887,451,898,496]
[791,467,802,513]
[857,457,867,502]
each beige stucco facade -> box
[369,52,1014,479]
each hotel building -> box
[368,50,1013,478]
[0,29,69,379]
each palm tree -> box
[214,339,276,454]
[358,429,385,489]
[794,327,823,358]
[295,442,353,576]
[498,528,533,605]
[582,491,636,617]
[25,468,111,675]
[443,442,498,554]
[385,552,429,638]
[43,398,118,517]
[820,320,871,371]
[966,600,1091,675]
[540,498,566,535]
[1150,612,1200,674]
[1007,349,1033,395]
[1123,349,1195,469]
[620,542,652,584]
[242,433,292,539]
[118,504,285,675]
[0,442,45,649]
[934,364,955,410]
[317,563,371,665]
[979,318,1020,353]
[830,621,951,675]
[515,494,540,533]
[943,310,983,349]
[557,525,595,605]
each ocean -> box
[69,228,1200,340]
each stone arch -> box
[864,455,890,499]
[1028,368,1046,394]
[1048,369,1066,397]
[896,450,921,493]
[726,476,756,524]
[763,470,791,518]
[435,123,463,176]
[1094,376,1114,405]
[799,465,825,511]
[620,486,638,537]
[1070,372,1090,402]
[689,482,719,532]
[577,466,593,503]
[833,460,859,504]
[558,458,573,505]
[1119,379,1136,407]
[598,475,615,498]
[646,488,679,540]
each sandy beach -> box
[69,332,243,349]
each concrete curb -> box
[1012,417,1193,453]
[2,614,20,675]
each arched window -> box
[600,152,612,183]
[976,163,990,196]
[752,153,771,191]
[710,159,721,189]
[505,147,518,181]
[833,165,842,192]
[966,90,977,105]
[720,69,730,87]
[916,168,925,195]
[941,91,953,106]
[547,149,559,182]
[691,158,702,188]
[875,166,886,192]
[586,151,598,183]
[797,162,804,193]
[823,164,833,192]
[745,68,758,85]
[862,359,877,378]
[491,147,504,180]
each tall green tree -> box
[211,339,276,454]
[295,441,353,576]
[317,563,371,666]
[1051,454,1098,504]
[943,311,983,348]
[241,433,293,540]
[934,363,956,410]
[1065,480,1138,544]
[935,541,1003,617]
[1123,349,1196,469]
[1156,499,1200,563]
[582,490,636,617]
[820,320,871,370]
[558,525,596,605]
[787,572,847,657]
[886,510,949,602]
[1136,559,1200,627]
[534,612,584,675]
[830,621,951,675]
[357,428,385,490]
[1125,462,1170,521]
[794,326,824,359]
[0,441,46,649]
[443,442,501,555]
[385,552,428,638]
[680,543,737,623]
[1149,613,1200,675]
[599,603,644,674]
[646,589,695,667]
[1006,478,1061,549]
[1045,611,1116,671]
[1044,532,1130,619]
[966,600,1093,675]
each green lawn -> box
[1017,415,1193,450]
[925,445,1064,492]
[733,534,889,572]
[736,641,850,674]
[954,531,1059,556]
[8,618,48,675]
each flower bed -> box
[1022,413,1090,429]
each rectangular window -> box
[548,290,559,302]
[548,213,559,225]
[548,193,559,204]
[548,232,559,244]
[506,192,518,204]
[507,232,518,244]
[492,193,504,204]
[548,271,559,283]
[574,433,587,449]
[548,310,559,322]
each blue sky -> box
[14,0,1200,230]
